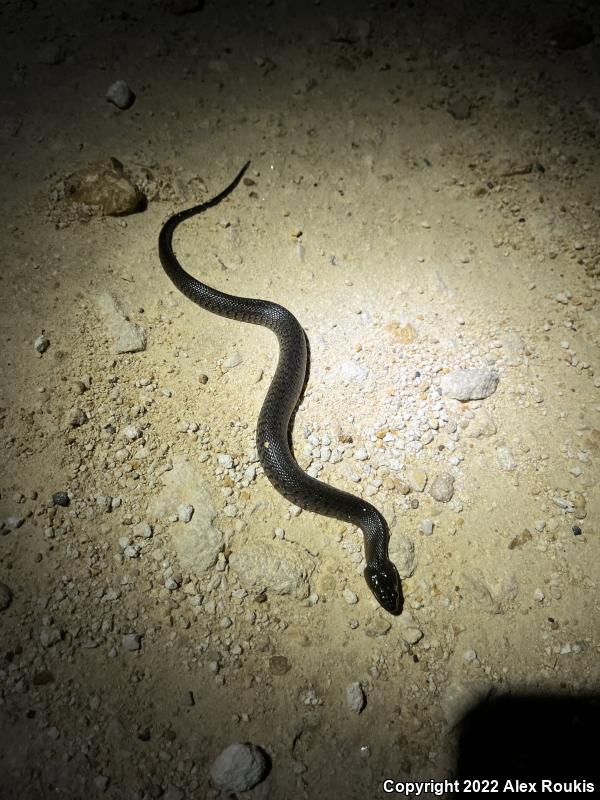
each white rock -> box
[401,626,423,645]
[122,425,142,441]
[134,522,153,539]
[466,408,497,438]
[95,293,146,354]
[429,472,455,502]
[338,360,368,383]
[150,457,223,574]
[218,453,234,469]
[223,352,242,369]
[228,542,313,598]
[35,334,50,354]
[405,467,428,492]
[346,682,366,713]
[441,368,499,401]
[496,446,517,471]
[388,531,416,578]
[178,504,194,523]
[343,588,358,605]
[210,743,268,793]
[122,633,141,651]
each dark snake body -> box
[158,162,402,614]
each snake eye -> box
[364,562,402,615]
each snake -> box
[158,161,402,615]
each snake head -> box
[364,561,402,615]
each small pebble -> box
[106,79,135,110]
[429,472,455,502]
[122,425,142,441]
[222,352,242,370]
[178,504,194,523]
[463,649,478,663]
[533,589,545,602]
[496,447,517,471]
[122,633,142,652]
[134,522,153,539]
[419,519,434,535]
[52,491,70,507]
[218,454,234,469]
[552,496,572,510]
[401,627,424,645]
[343,588,358,605]
[35,334,50,354]
[346,682,366,713]
[67,407,87,427]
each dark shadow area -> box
[456,691,600,783]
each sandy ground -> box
[1,0,599,798]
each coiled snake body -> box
[158,162,402,614]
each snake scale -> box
[158,161,402,614]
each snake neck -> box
[359,507,391,567]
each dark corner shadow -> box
[455,690,600,784]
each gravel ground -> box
[1,0,599,798]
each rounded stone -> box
[210,742,268,793]
[106,80,135,110]
[52,491,70,507]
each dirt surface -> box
[1,1,599,798]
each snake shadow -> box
[454,689,600,783]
